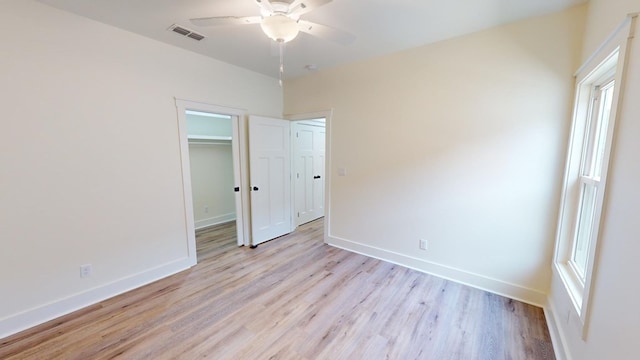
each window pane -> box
[592,84,615,178]
[572,183,598,280]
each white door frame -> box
[175,99,250,263]
[286,110,333,241]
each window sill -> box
[555,262,585,326]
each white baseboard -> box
[544,299,571,360]
[194,213,235,230]
[0,256,194,340]
[326,234,547,307]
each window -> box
[554,13,637,340]
[554,48,622,328]
[569,76,615,282]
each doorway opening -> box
[186,111,235,230]
[287,110,332,243]
[185,110,239,260]
[292,118,326,226]
[175,99,248,266]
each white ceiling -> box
[37,0,587,79]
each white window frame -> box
[553,14,636,338]
[567,72,615,283]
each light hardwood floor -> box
[0,219,554,359]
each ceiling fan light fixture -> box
[260,14,299,42]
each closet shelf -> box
[188,135,232,141]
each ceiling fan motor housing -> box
[260,14,300,42]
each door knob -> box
[314,175,321,179]
[252,186,259,191]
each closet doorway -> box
[176,100,248,265]
[186,110,236,230]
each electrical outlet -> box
[80,264,92,278]
[419,239,428,250]
[204,206,209,214]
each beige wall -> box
[548,1,640,359]
[582,0,640,59]
[285,6,586,304]
[0,0,281,337]
[189,143,236,228]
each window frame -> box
[554,14,636,339]
[568,73,615,285]
[554,46,631,339]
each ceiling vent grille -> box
[168,24,205,41]
[187,32,205,41]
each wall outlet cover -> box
[80,264,92,278]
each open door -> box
[249,115,292,246]
[294,120,325,225]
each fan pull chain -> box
[278,40,284,87]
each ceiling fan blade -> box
[255,0,274,13]
[290,0,333,17]
[190,16,261,27]
[298,20,356,45]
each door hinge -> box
[297,212,300,217]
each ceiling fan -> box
[190,0,356,83]
[190,0,356,45]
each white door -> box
[249,115,292,246]
[294,122,325,225]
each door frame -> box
[291,119,326,226]
[286,110,333,241]
[175,99,250,264]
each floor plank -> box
[0,219,554,359]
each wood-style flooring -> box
[0,219,555,359]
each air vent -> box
[168,24,205,41]
[187,32,205,41]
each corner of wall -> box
[544,295,571,360]
[326,235,548,307]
